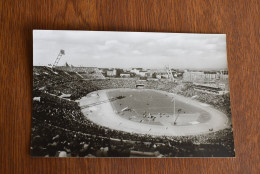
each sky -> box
[33,30,228,70]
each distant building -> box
[130,68,142,75]
[148,69,172,80]
[120,73,131,78]
[219,70,228,80]
[107,69,117,77]
[183,71,205,82]
[204,71,218,81]
[139,71,148,77]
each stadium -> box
[31,63,235,157]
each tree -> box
[152,72,157,78]
[116,69,124,77]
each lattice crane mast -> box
[52,49,65,68]
[165,66,175,82]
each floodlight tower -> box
[52,49,65,68]
[172,95,181,125]
[171,97,176,118]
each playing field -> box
[78,88,229,136]
[107,89,210,126]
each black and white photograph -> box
[31,30,235,157]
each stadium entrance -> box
[136,84,145,89]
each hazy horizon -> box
[33,30,228,70]
[33,65,228,71]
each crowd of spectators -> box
[177,83,232,121]
[31,67,235,157]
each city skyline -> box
[33,30,228,70]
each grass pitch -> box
[107,89,210,126]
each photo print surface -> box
[31,30,235,157]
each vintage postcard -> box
[31,30,235,157]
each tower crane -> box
[165,65,175,82]
[52,49,65,68]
